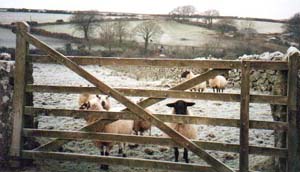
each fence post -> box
[240,61,250,172]
[287,53,299,172]
[9,22,30,166]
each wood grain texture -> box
[10,22,29,158]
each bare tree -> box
[239,19,257,39]
[70,10,101,50]
[134,21,163,54]
[285,12,300,48]
[113,20,129,45]
[98,22,116,53]
[215,19,237,35]
[169,5,196,20]
[203,9,220,27]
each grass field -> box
[35,19,284,47]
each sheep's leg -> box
[100,145,108,170]
[212,88,215,93]
[101,150,110,170]
[100,145,104,156]
[149,127,152,136]
[122,143,127,157]
[174,147,179,162]
[183,148,189,163]
[118,143,123,155]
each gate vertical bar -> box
[10,22,30,162]
[239,61,250,172]
[287,53,299,172]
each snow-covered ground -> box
[27,63,275,172]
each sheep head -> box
[166,100,195,115]
[96,95,111,111]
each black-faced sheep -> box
[79,95,133,170]
[166,100,197,163]
[181,71,206,92]
[208,75,227,93]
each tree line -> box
[71,11,163,54]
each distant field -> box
[0,27,72,48]
[234,20,284,34]
[0,11,71,24]
[0,11,286,49]
[35,19,284,47]
[36,20,218,46]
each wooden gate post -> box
[239,61,250,172]
[9,22,30,165]
[287,53,299,172]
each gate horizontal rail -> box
[22,150,216,172]
[28,54,291,70]
[23,129,287,157]
[26,85,288,105]
[24,107,288,131]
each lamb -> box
[79,93,111,110]
[208,75,227,93]
[181,70,206,92]
[79,96,133,170]
[165,100,197,163]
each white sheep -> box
[79,96,133,170]
[165,100,197,163]
[79,93,111,110]
[181,70,206,92]
[0,53,11,61]
[209,75,227,93]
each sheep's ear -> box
[79,102,90,110]
[86,102,91,109]
[96,95,101,99]
[166,103,175,107]
[186,102,195,106]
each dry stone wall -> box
[110,51,286,92]
[0,60,14,168]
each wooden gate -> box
[9,22,299,172]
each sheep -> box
[79,96,133,170]
[208,75,228,93]
[165,100,197,163]
[79,93,111,110]
[0,53,11,61]
[181,70,206,92]
[133,108,152,136]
